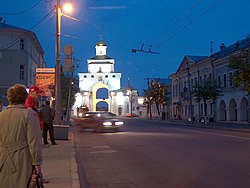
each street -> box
[73,118,250,188]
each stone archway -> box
[229,99,237,121]
[240,97,248,121]
[219,100,226,121]
[92,83,109,111]
[118,106,122,115]
[96,101,108,111]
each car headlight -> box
[103,122,112,126]
[78,112,83,117]
[115,122,123,126]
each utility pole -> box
[147,78,152,120]
[55,0,62,125]
[128,78,133,116]
[186,62,193,124]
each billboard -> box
[36,68,55,100]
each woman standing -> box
[0,84,42,188]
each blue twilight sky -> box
[1,0,249,94]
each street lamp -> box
[54,0,73,124]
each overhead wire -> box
[0,0,43,15]
[155,0,223,49]
[150,0,204,46]
[122,0,223,91]
[0,8,55,51]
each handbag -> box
[29,168,44,188]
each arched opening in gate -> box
[96,88,108,100]
[229,99,237,121]
[92,83,109,111]
[240,97,248,121]
[96,101,108,111]
[219,100,226,121]
[118,106,122,115]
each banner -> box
[36,68,55,100]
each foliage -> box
[61,73,78,109]
[228,48,250,93]
[151,81,167,105]
[192,79,222,103]
[192,79,222,116]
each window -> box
[112,75,116,78]
[229,72,233,86]
[218,75,221,88]
[84,75,87,78]
[19,65,25,80]
[20,39,24,50]
[204,74,207,82]
[91,75,94,78]
[105,75,108,78]
[223,73,227,87]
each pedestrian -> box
[40,100,57,145]
[0,84,42,188]
[25,86,44,130]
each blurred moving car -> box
[73,111,123,132]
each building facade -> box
[0,21,45,105]
[170,37,250,122]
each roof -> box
[175,55,208,73]
[90,55,113,60]
[96,40,107,46]
[186,55,207,63]
[211,36,250,59]
[0,22,26,31]
[88,61,113,64]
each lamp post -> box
[54,1,74,124]
[186,62,193,124]
[54,0,62,124]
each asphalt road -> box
[73,118,250,188]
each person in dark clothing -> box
[39,101,57,145]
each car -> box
[73,111,124,132]
[125,113,139,117]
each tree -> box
[192,79,222,117]
[61,73,78,111]
[228,47,250,121]
[151,80,168,118]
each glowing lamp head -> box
[63,3,73,13]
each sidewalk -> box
[42,127,80,188]
[140,117,250,133]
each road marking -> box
[90,150,116,154]
[92,145,110,149]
